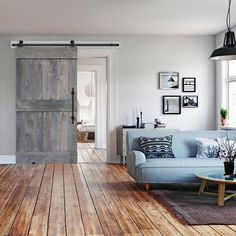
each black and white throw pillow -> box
[195,138,220,158]
[138,135,175,158]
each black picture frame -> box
[182,77,196,92]
[183,95,198,108]
[162,96,181,114]
[159,72,179,90]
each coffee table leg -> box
[199,179,207,194]
[217,183,225,206]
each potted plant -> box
[220,108,228,126]
[218,137,236,175]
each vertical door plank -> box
[64,164,85,236]
[72,164,104,235]
[8,165,45,236]
[16,60,42,100]
[48,164,66,236]
[17,112,43,153]
[28,164,54,236]
[0,166,36,236]
[42,60,69,100]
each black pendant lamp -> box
[210,0,236,60]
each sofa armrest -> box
[127,150,146,178]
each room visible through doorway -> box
[77,58,107,163]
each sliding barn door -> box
[16,47,77,164]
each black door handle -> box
[71,87,75,124]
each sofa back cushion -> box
[127,130,236,158]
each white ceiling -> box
[0,0,235,35]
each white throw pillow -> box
[195,138,220,158]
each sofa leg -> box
[145,183,150,191]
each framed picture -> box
[159,72,179,89]
[163,96,181,114]
[182,77,196,92]
[183,96,198,108]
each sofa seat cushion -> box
[137,157,223,169]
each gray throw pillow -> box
[138,135,175,158]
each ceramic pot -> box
[224,161,234,175]
[221,118,228,126]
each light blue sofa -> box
[127,130,236,189]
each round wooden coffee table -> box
[195,171,236,206]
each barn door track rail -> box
[11,40,120,48]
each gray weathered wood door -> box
[16,47,77,164]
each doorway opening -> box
[77,58,107,163]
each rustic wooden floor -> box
[77,142,106,163]
[0,145,236,235]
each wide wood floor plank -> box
[28,164,54,236]
[8,164,45,236]
[210,225,236,236]
[113,167,200,236]
[89,164,142,236]
[77,147,85,163]
[193,225,221,236]
[0,165,27,214]
[48,164,66,236]
[110,164,201,236]
[0,165,10,177]
[92,149,105,162]
[98,164,181,236]
[92,166,162,236]
[80,148,93,162]
[72,164,104,235]
[0,161,235,236]
[93,149,106,162]
[85,148,100,162]
[64,164,85,236]
[0,166,36,236]
[228,225,236,232]
[81,163,123,236]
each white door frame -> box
[78,47,118,163]
[77,61,107,149]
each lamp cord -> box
[226,0,232,30]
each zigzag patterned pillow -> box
[138,135,175,158]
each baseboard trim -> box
[0,155,16,164]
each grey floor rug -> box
[152,189,236,225]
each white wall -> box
[115,36,215,131]
[0,35,216,161]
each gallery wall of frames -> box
[159,72,198,115]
